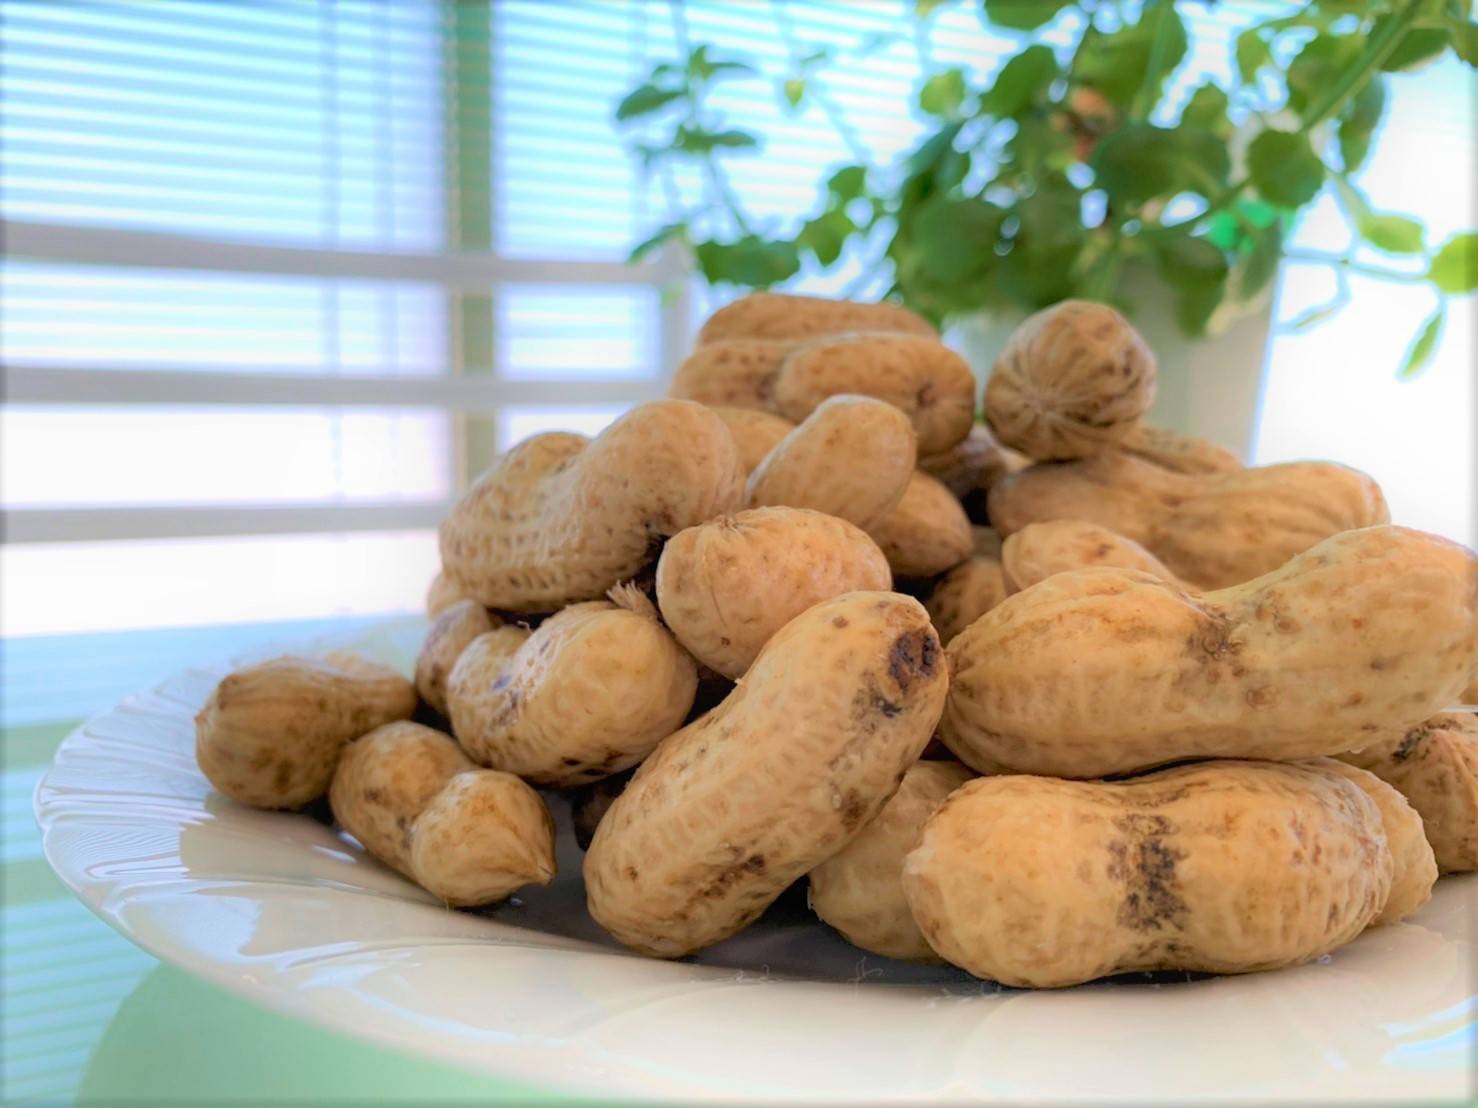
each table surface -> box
[2,617,566,1104]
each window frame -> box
[1,0,690,546]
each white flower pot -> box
[946,289,1276,460]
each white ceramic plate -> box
[36,618,1477,1104]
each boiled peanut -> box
[987,452,1389,589]
[1340,712,1478,873]
[867,471,973,579]
[903,761,1393,987]
[1001,519,1183,595]
[195,653,416,809]
[943,526,1477,778]
[809,760,974,961]
[984,300,1157,461]
[920,424,1029,501]
[330,721,554,907]
[570,769,633,851]
[710,406,796,475]
[924,528,1008,644]
[668,340,793,411]
[655,507,891,678]
[439,400,743,612]
[774,333,976,454]
[698,291,935,345]
[447,585,695,787]
[1119,424,1244,476]
[746,394,916,528]
[426,570,470,618]
[414,599,499,715]
[1307,758,1435,925]
[584,591,947,957]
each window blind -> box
[0,0,685,636]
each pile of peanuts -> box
[195,293,1478,988]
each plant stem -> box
[1296,0,1420,133]
[1283,247,1425,282]
[704,158,754,236]
[667,0,753,238]
[1129,1,1179,122]
[769,0,874,166]
[1171,1,1420,237]
[1084,227,1123,299]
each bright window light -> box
[497,405,628,450]
[1255,57,1475,546]
[0,532,439,638]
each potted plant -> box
[615,0,1475,453]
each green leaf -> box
[984,0,1069,31]
[704,61,756,78]
[1006,113,1075,174]
[674,126,758,153]
[1181,82,1231,138]
[1174,274,1228,335]
[1151,233,1229,285]
[1204,210,1242,252]
[1247,130,1326,208]
[1451,19,1477,65]
[1399,307,1445,378]
[1018,176,1082,231]
[1235,31,1271,84]
[906,121,964,177]
[919,68,968,117]
[999,240,1082,307]
[798,209,856,266]
[1286,34,1366,119]
[1240,221,1284,299]
[693,236,800,287]
[1337,76,1387,173]
[1374,16,1450,71]
[1090,123,1230,208]
[1205,199,1281,252]
[915,0,950,15]
[979,45,1058,118]
[614,83,683,122]
[1074,3,1188,108]
[1284,298,1344,332]
[626,221,687,264]
[1360,213,1426,255]
[686,46,755,82]
[899,122,970,220]
[827,164,868,202]
[782,77,805,108]
[1003,181,1086,307]
[1134,1,1190,106]
[932,146,970,192]
[1428,232,1477,293]
[914,197,1007,283]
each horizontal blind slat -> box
[1,221,671,283]
[4,368,663,409]
[3,503,452,544]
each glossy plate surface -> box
[36,618,1477,1103]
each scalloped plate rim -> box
[32,618,1478,1104]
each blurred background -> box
[0,1,1472,1099]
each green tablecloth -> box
[1,621,575,1104]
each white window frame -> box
[1,1,691,546]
